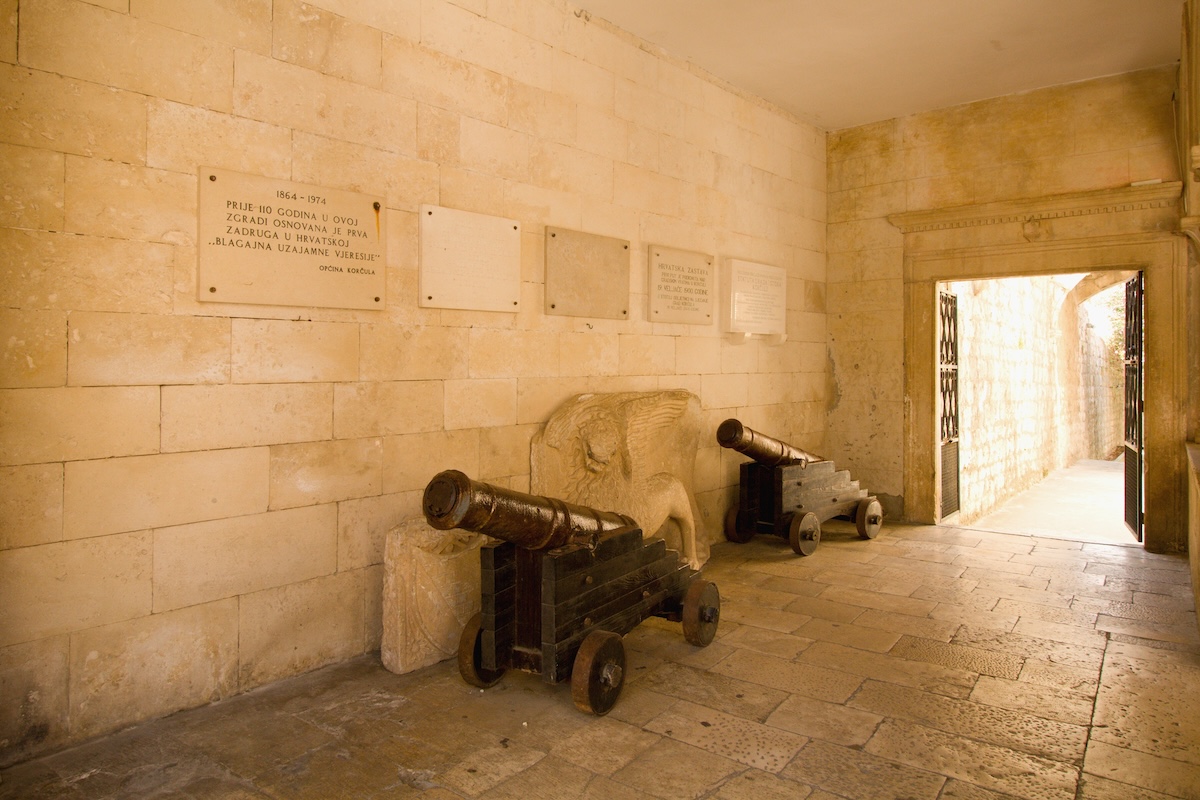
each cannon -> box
[717,419,883,555]
[423,469,720,715]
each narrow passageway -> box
[965,457,1134,545]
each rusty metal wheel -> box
[856,498,883,539]
[457,613,505,689]
[724,504,754,543]
[788,512,821,556]
[571,630,625,715]
[682,579,720,647]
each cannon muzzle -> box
[423,469,636,551]
[716,419,823,467]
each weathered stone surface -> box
[866,719,1078,800]
[380,519,482,675]
[64,448,268,538]
[850,679,1089,762]
[799,641,977,698]
[0,636,68,767]
[1083,740,1200,799]
[969,675,1096,726]
[0,462,62,550]
[237,571,366,690]
[644,700,808,772]
[548,714,661,776]
[268,438,382,510]
[1,532,152,647]
[69,600,238,739]
[1091,650,1200,764]
[766,692,882,746]
[711,645,864,704]
[231,319,358,384]
[153,505,336,612]
[890,634,1024,679]
[530,390,705,568]
[637,662,788,722]
[610,738,743,799]
[783,738,946,800]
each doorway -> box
[889,180,1187,553]
[934,273,1135,544]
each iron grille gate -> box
[1124,273,1144,541]
[939,291,960,518]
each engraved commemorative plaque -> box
[724,258,787,336]
[198,168,386,310]
[648,245,714,325]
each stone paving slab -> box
[849,680,1089,762]
[643,700,808,772]
[867,719,1080,800]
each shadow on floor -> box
[958,457,1137,546]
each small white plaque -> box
[198,167,385,310]
[725,258,787,336]
[419,205,521,312]
[648,245,715,325]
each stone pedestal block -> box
[381,518,482,675]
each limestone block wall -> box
[826,68,1179,517]
[0,0,827,763]
[950,277,1062,522]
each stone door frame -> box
[890,182,1188,553]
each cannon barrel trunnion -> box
[717,420,883,555]
[422,470,720,715]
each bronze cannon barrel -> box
[716,418,823,467]
[423,469,636,551]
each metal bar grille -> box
[939,291,960,517]
[1123,273,1143,541]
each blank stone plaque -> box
[198,167,386,310]
[648,245,714,325]
[545,227,630,319]
[724,258,787,337]
[419,205,521,312]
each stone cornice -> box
[888,182,1182,234]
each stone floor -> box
[969,458,1134,546]
[2,520,1198,800]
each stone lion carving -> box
[530,390,707,569]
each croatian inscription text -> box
[199,168,386,310]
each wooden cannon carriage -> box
[422,469,720,715]
[717,419,883,555]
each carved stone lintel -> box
[889,182,1183,234]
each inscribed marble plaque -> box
[648,245,715,325]
[545,227,630,320]
[725,259,787,336]
[198,167,386,310]
[418,205,521,312]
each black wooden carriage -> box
[718,419,883,555]
[424,469,720,715]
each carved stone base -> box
[381,519,482,675]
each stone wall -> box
[826,68,1179,517]
[0,0,827,763]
